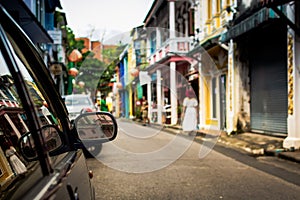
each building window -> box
[150,31,156,54]
[134,41,142,66]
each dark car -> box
[0,4,117,200]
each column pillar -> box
[169,0,175,38]
[169,0,177,125]
[147,82,152,122]
[198,55,202,128]
[157,69,162,124]
[183,13,188,37]
[284,3,300,149]
[123,58,129,118]
[156,27,161,49]
[170,61,178,124]
[129,87,133,118]
[227,39,238,134]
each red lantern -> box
[130,68,139,77]
[68,49,82,62]
[68,68,79,77]
[43,101,48,108]
[116,82,123,89]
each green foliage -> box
[62,26,128,94]
[102,45,125,64]
[63,26,85,54]
[97,45,127,92]
[62,26,103,94]
[77,56,106,94]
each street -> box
[87,119,300,199]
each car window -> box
[0,27,60,199]
[0,48,39,199]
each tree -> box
[64,26,85,55]
[76,54,106,96]
[97,45,127,92]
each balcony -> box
[148,37,193,65]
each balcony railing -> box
[148,37,193,65]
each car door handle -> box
[67,184,79,200]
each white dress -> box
[6,147,27,175]
[182,97,198,132]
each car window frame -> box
[0,5,73,135]
[0,5,98,199]
[0,4,76,173]
[0,8,54,176]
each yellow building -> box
[189,0,232,132]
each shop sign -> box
[47,30,62,44]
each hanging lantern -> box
[49,63,63,75]
[130,68,139,77]
[116,82,123,89]
[68,49,82,62]
[78,81,85,88]
[68,67,79,77]
[43,101,48,108]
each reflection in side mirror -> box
[74,112,118,142]
[19,125,63,161]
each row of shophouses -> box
[111,0,300,150]
[0,0,70,94]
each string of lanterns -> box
[68,49,82,78]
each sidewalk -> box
[161,124,300,164]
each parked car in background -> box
[63,94,103,157]
[63,94,97,120]
[0,4,117,199]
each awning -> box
[187,34,221,58]
[220,7,279,43]
[0,0,53,44]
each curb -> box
[164,125,300,164]
[277,151,300,163]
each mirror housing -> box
[74,111,118,143]
[19,125,63,161]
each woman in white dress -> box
[181,89,198,135]
[5,144,27,175]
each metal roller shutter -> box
[249,26,287,135]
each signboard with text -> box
[47,30,62,44]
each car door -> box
[0,5,94,200]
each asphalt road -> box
[87,119,300,200]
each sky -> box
[60,0,154,44]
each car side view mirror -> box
[19,125,63,161]
[74,112,118,143]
